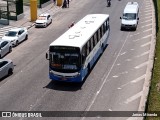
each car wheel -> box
[25,35,28,40]
[16,41,19,46]
[134,26,137,31]
[9,46,12,53]
[8,68,13,76]
[120,27,123,31]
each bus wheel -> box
[101,44,104,52]
[87,65,91,73]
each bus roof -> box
[50,14,109,49]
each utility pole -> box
[30,0,37,21]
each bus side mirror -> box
[120,17,122,19]
[46,52,49,60]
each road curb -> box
[138,0,156,119]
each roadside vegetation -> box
[145,0,160,120]
[23,0,40,5]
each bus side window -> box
[103,23,106,33]
[106,19,109,30]
[96,31,99,42]
[90,37,94,50]
[101,25,104,36]
[100,26,103,38]
[106,22,108,30]
[85,44,87,57]
[94,33,97,45]
[98,29,101,40]
[87,41,90,55]
[82,45,86,64]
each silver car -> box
[0,39,12,58]
[0,59,14,79]
[2,27,28,46]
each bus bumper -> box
[49,73,83,82]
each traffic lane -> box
[3,0,138,112]
[81,1,154,120]
[20,0,132,111]
[0,28,59,87]
[28,1,153,120]
[0,0,149,119]
[0,0,117,112]
[0,7,79,87]
[0,18,81,110]
[12,0,141,119]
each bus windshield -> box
[49,46,81,73]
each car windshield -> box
[38,16,46,20]
[5,31,17,37]
[123,13,136,20]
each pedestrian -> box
[67,0,69,8]
[53,0,56,5]
[63,0,67,8]
[107,0,111,7]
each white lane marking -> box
[125,91,143,104]
[139,19,152,24]
[133,38,141,42]
[134,61,148,69]
[130,49,134,51]
[108,109,112,111]
[139,12,152,17]
[143,7,152,10]
[140,16,152,19]
[135,51,150,58]
[113,75,119,78]
[125,59,132,62]
[139,10,151,14]
[144,5,152,8]
[133,35,151,42]
[145,3,152,5]
[130,33,140,37]
[118,71,129,76]
[144,13,152,16]
[81,32,131,120]
[142,34,152,39]
[141,41,151,47]
[119,74,145,88]
[120,52,126,56]
[117,87,122,90]
[131,75,146,83]
[141,23,152,28]
[117,63,121,66]
[143,28,152,32]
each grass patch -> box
[23,0,40,5]
[145,0,160,120]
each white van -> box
[120,2,139,30]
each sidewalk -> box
[9,3,62,29]
[0,1,73,38]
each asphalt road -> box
[0,0,155,120]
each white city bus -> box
[46,14,110,82]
